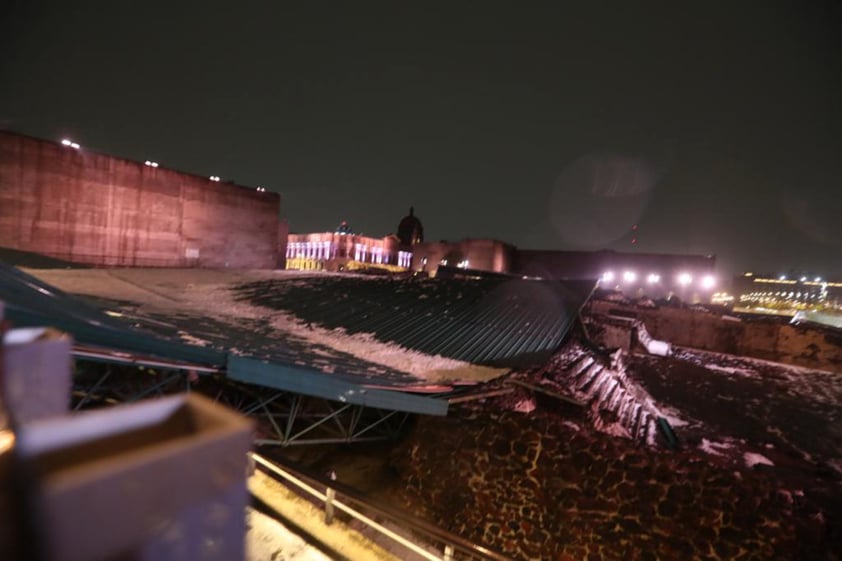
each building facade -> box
[286,227,412,272]
[285,210,424,273]
[731,273,842,316]
[513,249,718,301]
[0,131,280,268]
[409,240,716,301]
[410,239,515,276]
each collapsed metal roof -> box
[0,260,595,416]
[233,275,596,368]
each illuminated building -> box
[396,207,424,246]
[286,223,411,272]
[286,209,716,299]
[411,242,717,301]
[285,209,423,273]
[731,272,842,316]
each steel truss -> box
[71,360,412,446]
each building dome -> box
[335,221,354,235]
[397,207,424,246]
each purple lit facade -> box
[285,231,411,271]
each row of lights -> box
[601,271,717,290]
[742,291,826,302]
[779,275,823,282]
[60,138,269,191]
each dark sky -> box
[2,1,841,276]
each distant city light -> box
[677,272,693,286]
[623,271,637,283]
[144,160,159,168]
[815,277,822,282]
[256,186,266,192]
[209,175,220,182]
[646,273,661,284]
[800,276,807,282]
[701,275,716,290]
[458,259,470,269]
[61,139,80,149]
[601,271,615,283]
[779,275,787,281]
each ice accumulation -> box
[514,398,537,413]
[26,268,508,384]
[699,438,733,456]
[705,364,755,377]
[151,271,506,383]
[744,452,775,468]
[177,331,212,347]
[246,508,330,561]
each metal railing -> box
[249,452,511,561]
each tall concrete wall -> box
[589,300,842,371]
[0,131,280,268]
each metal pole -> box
[324,469,336,525]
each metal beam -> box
[228,355,448,416]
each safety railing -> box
[249,452,511,561]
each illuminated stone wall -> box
[410,238,515,275]
[589,300,842,370]
[0,131,280,268]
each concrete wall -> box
[0,131,280,268]
[512,249,716,280]
[278,219,289,269]
[411,238,515,275]
[589,300,842,371]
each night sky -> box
[2,2,841,276]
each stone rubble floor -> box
[386,342,842,560]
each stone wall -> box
[390,407,813,560]
[410,238,514,274]
[0,131,280,268]
[588,300,842,371]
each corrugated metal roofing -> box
[234,275,595,368]
[1,258,595,414]
[0,261,447,415]
[0,262,225,366]
[228,356,447,415]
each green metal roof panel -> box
[0,262,226,366]
[1,259,594,416]
[227,356,448,416]
[0,261,450,415]
[233,275,596,368]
